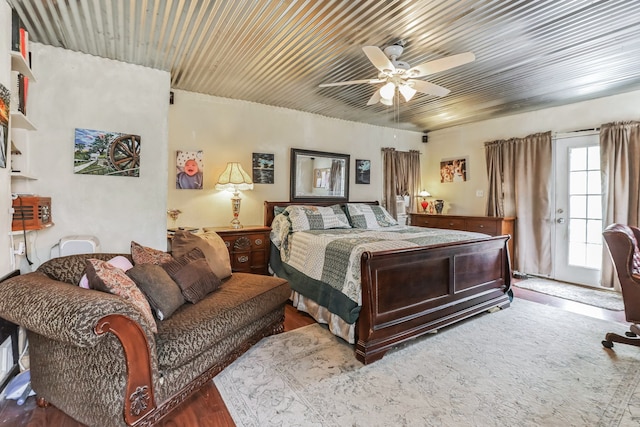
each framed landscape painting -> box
[356,159,370,184]
[74,128,141,177]
[252,152,274,184]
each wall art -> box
[440,157,467,183]
[176,150,204,189]
[0,83,9,169]
[355,159,371,184]
[252,152,274,184]
[74,128,141,177]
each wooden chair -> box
[602,223,640,349]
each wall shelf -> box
[10,111,36,131]
[10,172,37,180]
[10,51,36,81]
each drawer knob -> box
[225,241,230,248]
[479,225,484,228]
[255,238,263,246]
[237,255,249,263]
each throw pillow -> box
[286,205,351,232]
[79,255,133,289]
[161,247,221,303]
[85,258,158,333]
[126,264,185,321]
[346,203,398,229]
[170,231,232,279]
[131,241,173,265]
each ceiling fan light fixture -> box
[380,96,393,106]
[380,81,396,100]
[399,84,417,102]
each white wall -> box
[424,90,640,216]
[167,89,423,229]
[13,44,170,270]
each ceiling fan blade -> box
[319,78,385,88]
[367,89,382,105]
[410,79,450,97]
[362,46,395,73]
[407,52,475,78]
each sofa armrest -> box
[0,272,157,348]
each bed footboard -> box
[356,235,511,364]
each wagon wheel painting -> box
[108,134,140,176]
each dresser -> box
[409,213,516,258]
[207,226,271,275]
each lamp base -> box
[230,192,243,229]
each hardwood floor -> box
[0,291,629,427]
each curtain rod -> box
[554,127,600,138]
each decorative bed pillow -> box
[270,213,292,249]
[126,264,185,321]
[170,230,232,279]
[161,247,221,304]
[286,205,351,232]
[131,241,173,265]
[85,258,158,333]
[79,255,133,289]
[346,203,398,229]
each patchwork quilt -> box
[272,224,489,310]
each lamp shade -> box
[380,81,396,100]
[418,190,431,197]
[215,162,254,191]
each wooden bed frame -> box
[265,201,512,364]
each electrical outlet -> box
[476,190,484,197]
[14,242,25,255]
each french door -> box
[552,133,602,286]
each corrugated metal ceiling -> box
[9,0,640,131]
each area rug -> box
[515,277,624,311]
[214,300,640,427]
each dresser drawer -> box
[465,219,499,235]
[435,218,466,230]
[412,216,448,228]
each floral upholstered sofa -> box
[0,231,290,427]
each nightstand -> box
[207,226,271,275]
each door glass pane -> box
[570,171,587,194]
[586,219,603,243]
[569,219,586,242]
[587,146,600,169]
[587,195,602,219]
[570,195,587,218]
[569,241,586,266]
[587,170,600,194]
[585,243,602,268]
[570,148,587,170]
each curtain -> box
[600,121,640,289]
[329,159,343,194]
[484,132,553,274]
[382,148,421,218]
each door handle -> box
[557,218,565,224]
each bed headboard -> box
[263,201,379,227]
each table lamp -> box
[418,190,431,213]
[215,162,254,229]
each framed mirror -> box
[290,148,350,202]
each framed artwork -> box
[355,159,370,184]
[0,83,9,169]
[252,152,274,184]
[440,157,467,183]
[176,150,204,189]
[74,128,141,177]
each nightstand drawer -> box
[214,226,271,275]
[465,219,499,235]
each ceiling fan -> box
[319,43,475,106]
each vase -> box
[434,200,444,214]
